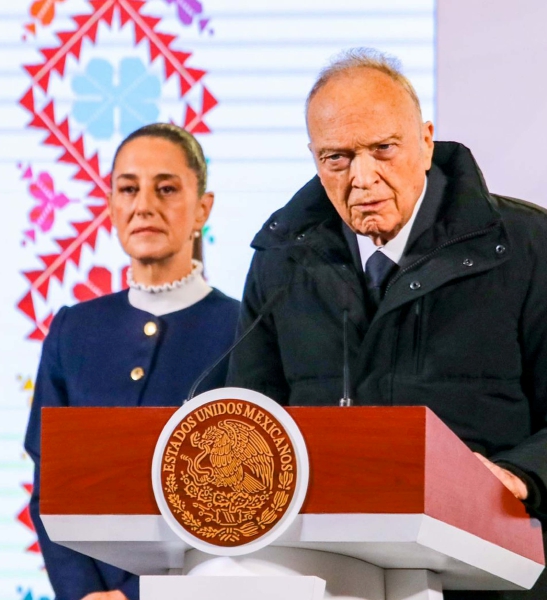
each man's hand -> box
[474,452,528,500]
[81,591,128,600]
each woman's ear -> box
[194,191,214,230]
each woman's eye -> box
[119,185,137,194]
[158,185,176,195]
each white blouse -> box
[127,260,212,316]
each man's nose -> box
[350,153,380,189]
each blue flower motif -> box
[72,57,161,139]
[17,588,52,600]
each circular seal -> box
[152,387,309,556]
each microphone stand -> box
[185,287,286,403]
[339,310,353,407]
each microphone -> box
[339,309,354,407]
[185,286,286,403]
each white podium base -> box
[141,547,444,600]
[46,513,541,590]
[386,570,443,600]
[141,575,326,600]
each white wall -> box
[436,0,547,206]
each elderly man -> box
[228,48,547,598]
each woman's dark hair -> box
[111,123,208,196]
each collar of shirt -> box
[356,176,428,268]
[128,270,212,316]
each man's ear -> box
[422,121,435,169]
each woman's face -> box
[109,136,213,271]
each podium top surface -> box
[41,405,544,564]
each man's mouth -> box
[352,199,389,212]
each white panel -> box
[436,0,547,207]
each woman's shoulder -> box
[62,289,130,317]
[50,290,132,337]
[41,291,133,358]
[203,288,241,319]
[207,287,241,309]
[168,288,239,332]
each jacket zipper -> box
[384,224,499,296]
[413,298,423,374]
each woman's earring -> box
[193,230,201,239]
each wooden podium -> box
[40,405,544,600]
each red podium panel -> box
[40,405,544,591]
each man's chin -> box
[350,216,400,243]
[350,218,385,238]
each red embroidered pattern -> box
[18,0,217,340]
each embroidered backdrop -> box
[0,1,434,598]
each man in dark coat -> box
[228,48,547,598]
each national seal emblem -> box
[152,388,309,555]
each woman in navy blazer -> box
[25,124,240,600]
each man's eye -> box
[376,144,394,152]
[323,154,349,168]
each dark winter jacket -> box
[228,142,547,521]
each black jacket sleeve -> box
[227,253,290,404]
[491,225,547,517]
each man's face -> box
[307,68,434,245]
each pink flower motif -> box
[166,0,203,26]
[28,171,71,233]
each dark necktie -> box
[364,250,398,312]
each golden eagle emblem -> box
[183,420,275,493]
[161,401,297,546]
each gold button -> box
[131,367,145,381]
[144,321,158,336]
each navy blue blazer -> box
[25,288,240,600]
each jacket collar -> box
[251,142,502,253]
[252,175,337,250]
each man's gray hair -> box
[306,47,422,117]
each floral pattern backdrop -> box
[0,1,434,598]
